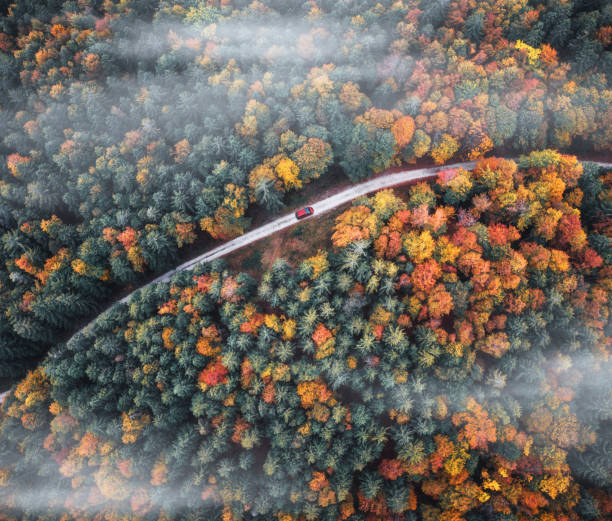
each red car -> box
[295,206,314,219]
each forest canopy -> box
[1,0,612,380]
[1,0,612,519]
[1,153,612,520]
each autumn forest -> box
[0,0,611,520]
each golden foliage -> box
[332,206,378,247]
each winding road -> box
[0,162,473,403]
[2,159,611,403]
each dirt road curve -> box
[56,159,612,348]
[0,160,609,398]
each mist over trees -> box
[1,153,612,520]
[0,0,612,519]
[0,0,611,379]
